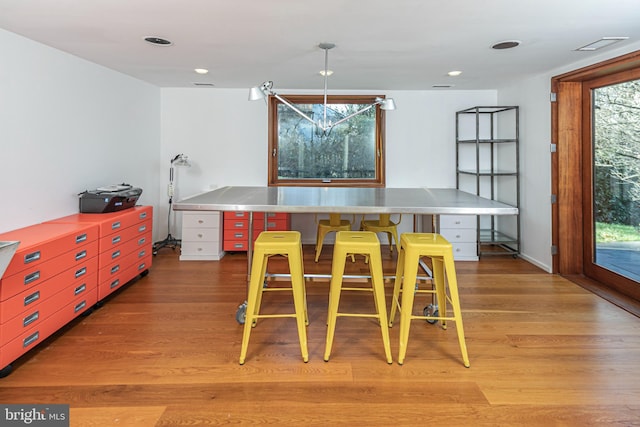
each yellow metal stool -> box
[239,231,309,364]
[389,233,469,367]
[360,214,401,253]
[324,231,393,364]
[314,213,355,262]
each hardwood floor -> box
[1,246,639,426]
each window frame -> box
[267,94,387,187]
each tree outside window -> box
[268,95,386,187]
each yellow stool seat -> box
[389,233,469,367]
[239,231,309,364]
[315,213,354,262]
[324,231,393,364]
[360,214,401,253]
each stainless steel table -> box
[174,186,518,322]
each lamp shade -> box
[380,98,396,110]
[172,154,191,167]
[248,86,265,101]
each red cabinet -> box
[0,206,153,376]
[48,206,153,300]
[223,212,291,252]
[0,222,99,371]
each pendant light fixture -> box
[249,43,395,134]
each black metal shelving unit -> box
[456,106,520,257]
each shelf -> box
[456,105,520,258]
[458,169,518,176]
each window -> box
[267,95,387,187]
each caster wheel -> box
[424,304,439,324]
[236,303,247,324]
[140,269,150,277]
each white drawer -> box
[182,212,221,229]
[182,228,221,242]
[451,242,478,260]
[439,215,477,229]
[180,241,220,256]
[440,228,477,243]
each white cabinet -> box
[179,212,223,261]
[439,215,478,261]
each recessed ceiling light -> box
[194,68,209,74]
[193,83,215,87]
[491,40,520,50]
[144,36,172,46]
[448,70,462,77]
[432,84,454,88]
[576,37,629,51]
[319,70,333,76]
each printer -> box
[78,184,142,213]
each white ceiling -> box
[1,0,639,90]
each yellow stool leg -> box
[368,248,393,364]
[239,248,267,365]
[324,244,347,361]
[389,246,405,327]
[442,252,470,368]
[432,257,447,329]
[397,248,420,365]
[288,250,309,363]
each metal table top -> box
[173,186,518,216]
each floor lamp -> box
[153,153,191,254]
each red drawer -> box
[1,273,97,342]
[98,230,152,267]
[224,211,248,220]
[97,218,152,254]
[0,223,98,279]
[223,240,248,251]
[98,243,151,286]
[0,288,97,367]
[49,206,153,238]
[98,253,151,300]
[0,243,99,302]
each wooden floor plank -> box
[1,245,639,426]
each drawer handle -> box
[234,222,244,228]
[197,233,203,238]
[234,233,244,238]
[198,219,204,224]
[24,250,41,264]
[139,212,147,219]
[138,225,146,232]
[75,250,87,261]
[138,250,146,258]
[111,265,120,274]
[24,291,40,306]
[23,331,40,348]
[455,221,461,225]
[233,212,244,217]
[23,311,39,327]
[74,300,87,313]
[111,250,121,259]
[76,233,88,244]
[112,235,121,244]
[197,247,203,252]
[456,234,461,238]
[110,279,120,289]
[138,237,146,245]
[111,221,121,230]
[75,267,87,278]
[234,243,244,248]
[456,248,461,252]
[24,271,40,285]
[138,262,146,271]
[74,283,87,295]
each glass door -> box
[585,73,640,290]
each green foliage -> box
[593,80,640,227]
[595,222,640,243]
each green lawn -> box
[596,222,640,243]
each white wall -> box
[0,29,161,236]
[498,40,640,272]
[159,88,497,243]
